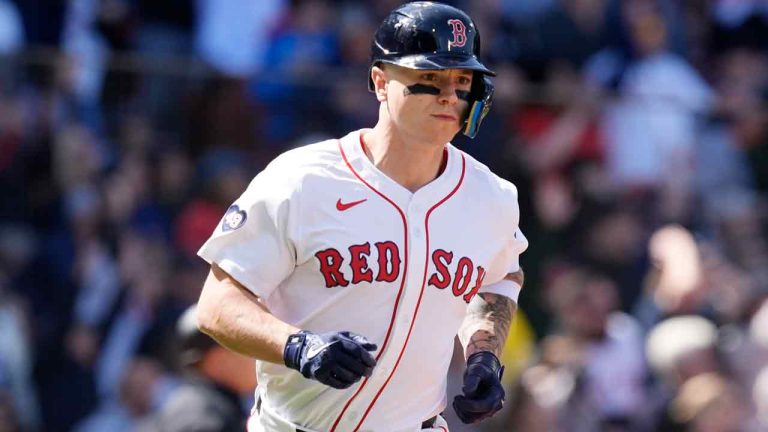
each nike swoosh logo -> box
[336,198,367,211]
[306,340,339,359]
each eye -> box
[421,73,438,81]
[458,76,472,86]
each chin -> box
[401,120,459,145]
[426,124,461,144]
[419,132,452,146]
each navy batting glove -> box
[452,351,505,424]
[284,330,377,389]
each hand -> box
[452,351,505,423]
[283,330,377,389]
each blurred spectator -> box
[174,149,249,258]
[499,364,564,432]
[134,0,197,126]
[91,230,175,401]
[499,0,556,23]
[645,315,723,430]
[695,47,768,289]
[517,0,609,80]
[548,265,648,430]
[327,4,379,135]
[646,315,721,391]
[755,365,768,430]
[141,305,256,432]
[0,241,41,431]
[572,200,647,310]
[711,0,768,30]
[587,0,713,223]
[75,357,174,432]
[13,0,66,46]
[0,391,20,432]
[633,225,703,328]
[72,230,183,431]
[185,77,261,160]
[0,0,23,90]
[195,0,286,78]
[59,0,111,121]
[750,299,768,354]
[669,372,754,432]
[250,0,342,146]
[501,265,650,431]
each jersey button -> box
[413,228,422,238]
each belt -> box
[421,416,438,429]
[295,416,437,431]
[258,397,439,431]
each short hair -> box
[645,315,718,379]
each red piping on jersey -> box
[353,147,467,431]
[331,137,410,432]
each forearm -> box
[458,271,522,358]
[197,264,300,364]
[459,293,517,358]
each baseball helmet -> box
[369,1,495,138]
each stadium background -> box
[0,0,767,431]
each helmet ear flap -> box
[463,75,494,138]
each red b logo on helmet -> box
[447,19,467,49]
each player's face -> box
[379,65,473,144]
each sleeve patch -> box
[222,205,247,232]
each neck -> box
[363,120,448,193]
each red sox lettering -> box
[428,249,486,303]
[315,242,400,287]
[315,243,485,303]
[447,19,467,49]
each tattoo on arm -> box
[459,270,522,358]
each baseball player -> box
[196,2,528,431]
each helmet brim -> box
[377,54,496,76]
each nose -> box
[437,82,460,105]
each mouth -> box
[431,114,458,122]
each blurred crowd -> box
[0,0,766,431]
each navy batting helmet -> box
[369,1,495,138]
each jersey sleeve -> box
[478,180,529,302]
[479,227,528,302]
[197,163,300,300]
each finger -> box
[322,371,354,389]
[453,394,497,415]
[462,372,482,396]
[452,397,482,424]
[337,336,364,353]
[361,342,378,351]
[358,346,377,368]
[345,332,378,352]
[331,365,362,384]
[337,338,378,368]
[347,332,371,345]
[335,350,374,377]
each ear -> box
[371,65,388,102]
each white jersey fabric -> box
[198,129,528,432]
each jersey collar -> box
[338,129,464,206]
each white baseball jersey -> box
[198,129,528,432]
